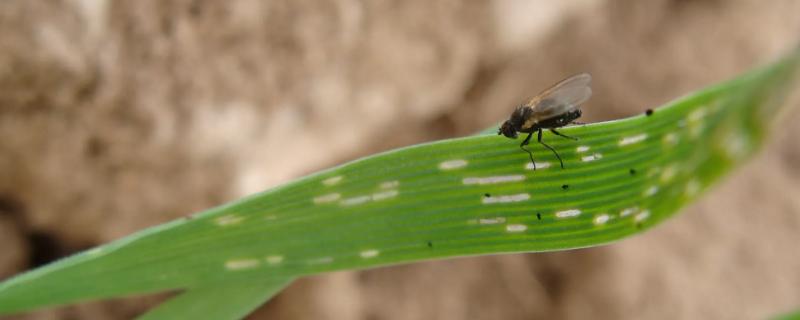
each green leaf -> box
[1,49,798,317]
[137,278,293,320]
[772,309,800,320]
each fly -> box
[498,73,592,170]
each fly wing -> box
[525,73,592,120]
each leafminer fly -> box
[498,73,592,170]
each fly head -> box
[498,120,518,139]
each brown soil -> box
[1,0,799,319]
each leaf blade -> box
[0,49,798,316]
[136,278,293,320]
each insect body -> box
[498,73,592,170]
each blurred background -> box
[1,0,800,319]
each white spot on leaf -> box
[644,186,659,197]
[341,195,371,206]
[576,145,590,152]
[265,255,284,265]
[581,153,603,162]
[372,190,399,201]
[686,179,701,197]
[360,249,380,258]
[463,175,525,185]
[379,180,399,189]
[506,224,527,232]
[215,215,244,226]
[322,176,343,186]
[660,165,678,182]
[635,210,651,222]
[594,214,610,225]
[482,193,530,204]
[314,193,341,204]
[555,209,581,219]
[688,108,707,122]
[525,161,551,170]
[619,133,648,146]
[225,259,260,270]
[663,133,679,146]
[723,132,749,159]
[478,217,506,225]
[439,159,468,170]
[620,207,638,217]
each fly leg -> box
[519,132,535,170]
[538,129,565,169]
[550,128,578,141]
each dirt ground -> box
[1,0,800,319]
